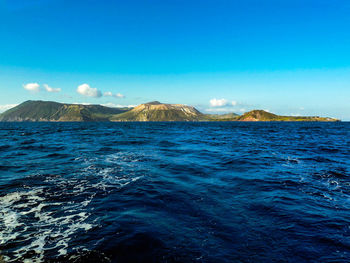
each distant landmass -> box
[0,100,339,122]
[0,100,130,122]
[236,110,338,122]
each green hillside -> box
[205,112,240,121]
[0,101,130,122]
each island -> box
[0,100,340,122]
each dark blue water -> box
[0,122,350,263]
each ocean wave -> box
[0,152,144,262]
[1,122,350,262]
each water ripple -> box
[0,122,349,262]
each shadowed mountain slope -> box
[0,101,130,121]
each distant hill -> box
[0,100,130,122]
[205,112,240,121]
[0,101,340,122]
[237,110,339,122]
[111,101,206,121]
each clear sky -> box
[0,0,349,119]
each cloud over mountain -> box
[210,98,227,107]
[0,104,18,113]
[77,84,102,98]
[206,98,245,114]
[44,84,61,93]
[23,83,40,92]
[104,91,125,98]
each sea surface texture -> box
[0,122,349,263]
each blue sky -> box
[0,0,349,119]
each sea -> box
[0,122,349,263]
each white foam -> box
[0,192,22,205]
[1,153,145,262]
[0,188,96,262]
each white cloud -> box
[44,84,61,93]
[0,104,18,113]
[205,108,231,112]
[23,83,40,92]
[210,98,228,107]
[205,98,247,113]
[70,102,135,108]
[77,84,102,98]
[104,91,125,98]
[72,102,92,105]
[101,103,136,108]
[204,107,248,114]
